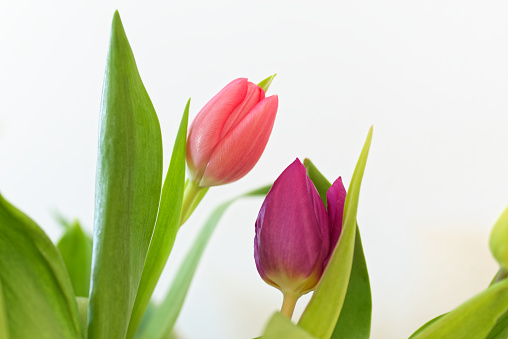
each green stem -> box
[180,180,208,225]
[280,293,299,319]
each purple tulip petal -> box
[325,177,346,264]
[254,159,330,295]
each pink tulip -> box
[186,78,278,187]
[254,159,346,315]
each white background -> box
[1,1,507,338]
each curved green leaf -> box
[139,185,271,339]
[127,101,189,338]
[303,158,372,339]
[88,11,163,339]
[298,127,373,338]
[411,279,508,338]
[57,221,92,297]
[409,314,447,338]
[262,312,316,339]
[487,308,508,339]
[0,194,82,339]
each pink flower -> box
[186,78,278,187]
[254,159,346,298]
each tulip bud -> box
[254,159,346,317]
[186,78,278,187]
[490,206,508,269]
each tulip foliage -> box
[2,10,508,339]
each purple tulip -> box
[254,159,346,317]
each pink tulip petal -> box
[325,177,346,264]
[186,78,248,181]
[254,159,329,294]
[199,95,278,186]
[220,82,265,139]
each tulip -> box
[254,159,346,318]
[186,78,278,187]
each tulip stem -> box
[280,293,299,319]
[180,180,209,225]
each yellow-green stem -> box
[280,293,299,319]
[180,180,206,225]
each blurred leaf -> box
[88,11,163,339]
[411,279,508,338]
[136,301,156,339]
[139,185,271,339]
[298,127,373,338]
[490,206,508,269]
[0,276,9,339]
[487,308,508,339]
[56,221,92,297]
[0,194,82,338]
[76,297,88,338]
[127,101,189,338]
[262,312,316,339]
[304,158,372,338]
[409,314,447,338]
[258,74,277,92]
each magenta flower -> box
[254,159,346,317]
[186,78,278,187]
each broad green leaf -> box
[139,185,271,339]
[127,101,189,338]
[262,312,316,339]
[0,276,9,339]
[0,194,82,339]
[411,278,508,338]
[258,74,277,92]
[487,308,508,339]
[303,158,372,339]
[56,221,93,297]
[88,11,163,339]
[298,127,373,338]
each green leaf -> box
[0,194,82,339]
[88,11,163,339]
[303,159,372,339]
[258,74,277,92]
[490,206,508,269]
[487,308,508,339]
[56,221,93,297]
[409,314,447,338]
[411,278,508,338]
[298,126,373,339]
[0,276,9,339]
[139,185,271,339]
[262,312,317,339]
[303,158,331,207]
[127,100,190,338]
[76,297,89,338]
[331,226,371,339]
